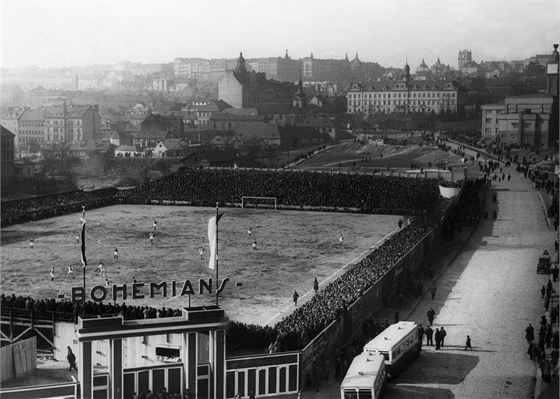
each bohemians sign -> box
[71,278,230,303]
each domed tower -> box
[236,52,247,74]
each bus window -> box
[358,390,373,399]
[344,390,358,399]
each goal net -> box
[241,196,278,210]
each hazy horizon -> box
[1,0,559,70]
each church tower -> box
[236,52,247,74]
[293,75,306,109]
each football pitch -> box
[1,205,401,326]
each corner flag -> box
[80,221,87,267]
[208,213,224,269]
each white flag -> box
[207,213,223,269]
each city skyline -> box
[1,0,559,71]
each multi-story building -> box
[346,64,467,115]
[1,126,15,185]
[18,108,45,152]
[480,44,559,150]
[0,108,23,150]
[218,53,297,109]
[149,78,170,92]
[247,51,301,82]
[0,84,24,107]
[76,74,102,90]
[44,104,101,144]
[480,104,504,141]
[481,95,557,149]
[302,53,350,81]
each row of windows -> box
[391,333,417,360]
[348,107,456,114]
[46,119,82,125]
[349,99,456,107]
[20,122,42,127]
[348,92,456,99]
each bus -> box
[340,352,387,399]
[363,321,420,378]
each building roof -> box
[132,129,169,140]
[210,112,265,122]
[222,107,259,116]
[67,141,97,152]
[297,117,335,128]
[1,125,15,138]
[156,139,187,151]
[44,105,92,118]
[256,103,293,115]
[348,79,459,92]
[234,122,280,140]
[116,145,141,152]
[197,100,232,112]
[19,109,45,121]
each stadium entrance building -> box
[77,306,227,399]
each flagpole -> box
[82,205,86,298]
[215,202,219,307]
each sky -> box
[1,0,559,70]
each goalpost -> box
[241,196,278,210]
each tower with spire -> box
[293,75,307,109]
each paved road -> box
[384,163,555,399]
[279,160,556,399]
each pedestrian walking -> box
[526,323,535,343]
[50,267,55,281]
[464,335,472,350]
[425,326,433,346]
[430,284,437,299]
[67,347,78,371]
[153,218,157,231]
[418,324,425,347]
[199,246,204,260]
[398,219,403,229]
[29,237,35,249]
[75,233,80,244]
[149,232,154,245]
[313,277,319,293]
[435,328,441,350]
[541,285,546,298]
[113,247,119,260]
[440,326,447,347]
[292,290,299,307]
[427,307,435,326]
[66,266,75,279]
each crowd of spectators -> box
[1,169,487,355]
[1,188,119,227]
[121,168,443,215]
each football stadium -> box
[1,166,484,399]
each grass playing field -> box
[0,205,401,326]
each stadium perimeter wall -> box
[299,191,462,383]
